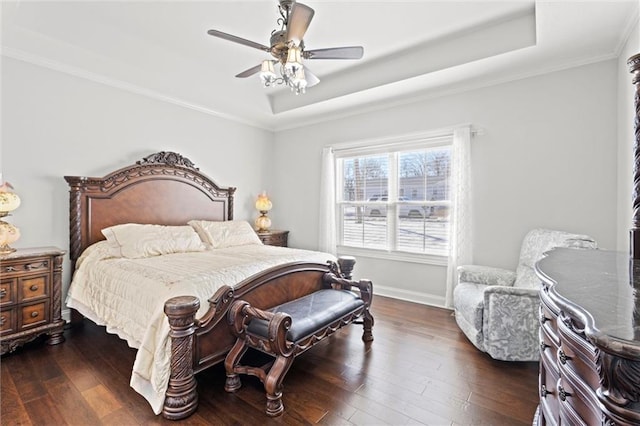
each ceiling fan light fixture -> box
[207,0,364,95]
[284,45,303,74]
[291,67,307,94]
[260,60,277,86]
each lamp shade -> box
[0,183,20,214]
[255,192,272,212]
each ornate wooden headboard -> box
[64,151,236,267]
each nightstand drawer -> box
[0,278,16,306]
[0,308,16,334]
[257,230,289,247]
[2,256,51,277]
[19,301,49,329]
[18,275,48,302]
[0,247,65,354]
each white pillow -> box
[101,224,206,259]
[188,220,263,249]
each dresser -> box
[1,247,66,354]
[257,230,289,247]
[535,248,640,425]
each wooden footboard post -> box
[337,256,356,279]
[163,296,200,420]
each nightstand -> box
[257,230,289,247]
[1,247,66,354]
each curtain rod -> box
[330,124,478,153]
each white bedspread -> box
[66,241,335,414]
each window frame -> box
[333,133,453,265]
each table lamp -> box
[255,191,273,233]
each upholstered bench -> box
[224,272,374,417]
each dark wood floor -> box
[1,296,539,425]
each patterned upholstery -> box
[453,228,597,361]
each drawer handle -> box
[540,385,549,398]
[540,341,549,352]
[0,315,5,325]
[25,261,48,271]
[0,288,6,298]
[540,311,550,324]
[30,311,39,318]
[559,349,571,365]
[558,385,571,401]
[4,266,16,272]
[29,284,39,292]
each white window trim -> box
[337,245,449,266]
[332,130,456,265]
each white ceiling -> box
[2,1,638,131]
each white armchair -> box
[453,228,597,361]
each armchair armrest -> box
[457,265,516,287]
[482,285,540,361]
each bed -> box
[64,151,371,419]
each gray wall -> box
[272,60,619,306]
[2,28,638,310]
[616,19,640,251]
[1,57,275,306]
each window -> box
[336,137,452,257]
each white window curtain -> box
[318,147,337,254]
[444,126,473,308]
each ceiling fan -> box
[207,0,364,95]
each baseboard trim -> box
[373,285,448,309]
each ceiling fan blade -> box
[235,63,264,78]
[303,66,320,87]
[304,46,364,60]
[207,29,270,52]
[286,2,315,44]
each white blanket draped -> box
[66,242,335,414]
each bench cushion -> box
[247,289,365,342]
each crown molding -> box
[1,46,273,132]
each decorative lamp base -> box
[0,244,16,255]
[0,219,20,254]
[255,213,272,233]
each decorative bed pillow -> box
[101,224,206,259]
[188,220,263,249]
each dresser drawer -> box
[540,304,559,347]
[557,316,599,390]
[539,355,560,424]
[556,373,600,426]
[19,301,49,329]
[18,275,49,302]
[2,256,51,277]
[0,308,16,334]
[0,278,16,307]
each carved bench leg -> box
[264,355,295,417]
[362,310,375,342]
[224,338,248,393]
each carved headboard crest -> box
[137,151,199,170]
